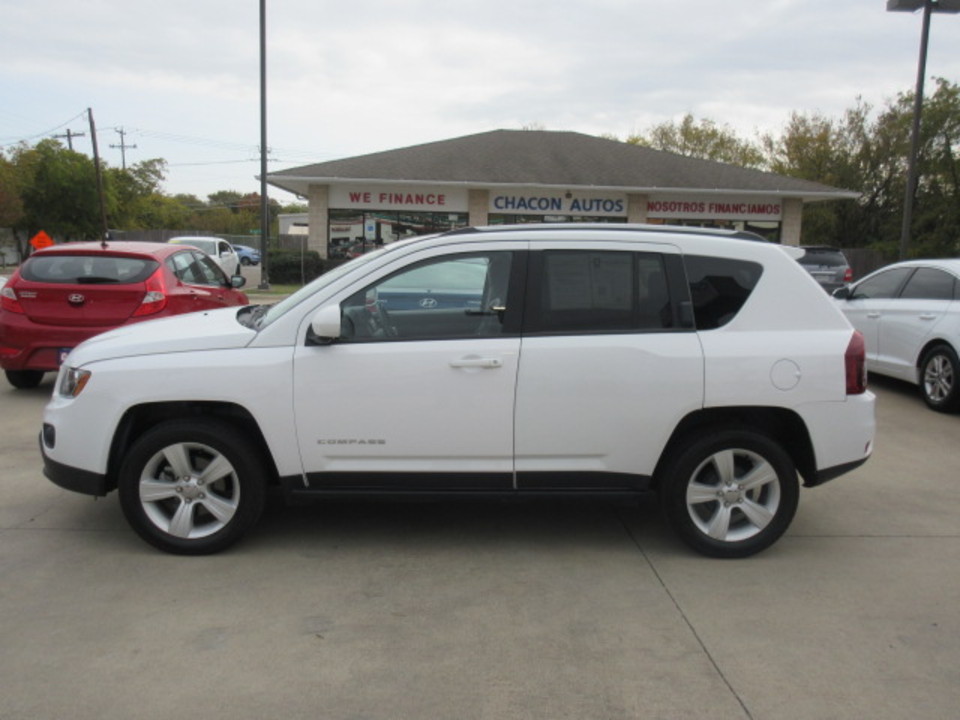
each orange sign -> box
[30,231,54,250]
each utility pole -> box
[109,127,137,170]
[88,109,110,243]
[51,128,86,151]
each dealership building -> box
[267,130,856,258]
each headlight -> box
[59,367,92,398]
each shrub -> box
[267,249,325,284]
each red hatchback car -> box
[0,241,249,389]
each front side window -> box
[340,252,514,341]
[527,250,672,333]
[899,268,956,300]
[851,267,912,300]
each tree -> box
[0,153,24,229]
[627,113,765,168]
[763,79,960,256]
[902,78,960,257]
[6,139,114,256]
[106,158,169,229]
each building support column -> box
[780,198,803,246]
[308,184,330,258]
[627,194,648,224]
[468,189,489,227]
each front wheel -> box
[118,419,267,554]
[920,345,959,412]
[658,430,799,558]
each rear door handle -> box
[866,312,881,319]
[919,314,938,320]
[450,356,503,369]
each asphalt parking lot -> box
[1,375,958,720]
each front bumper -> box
[40,433,110,497]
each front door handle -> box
[450,356,503,369]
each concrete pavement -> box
[0,376,958,719]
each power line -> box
[0,110,88,147]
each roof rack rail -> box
[439,223,771,243]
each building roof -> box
[267,129,857,202]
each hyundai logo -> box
[419,297,438,309]
[67,293,86,305]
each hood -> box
[67,306,255,367]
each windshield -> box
[255,247,389,328]
[22,254,159,284]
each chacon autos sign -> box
[490,191,626,217]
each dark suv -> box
[798,246,852,293]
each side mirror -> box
[832,286,851,300]
[309,305,343,344]
[230,274,247,289]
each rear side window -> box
[684,255,762,330]
[168,251,226,286]
[21,255,158,284]
[899,268,956,300]
[528,250,673,333]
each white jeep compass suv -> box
[41,225,875,557]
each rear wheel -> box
[5,370,44,389]
[118,419,267,554]
[659,429,799,558]
[919,344,959,412]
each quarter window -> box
[684,255,762,329]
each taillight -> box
[1,285,25,314]
[132,268,168,316]
[843,268,853,283]
[845,330,867,395]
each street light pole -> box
[887,0,960,260]
[258,0,270,289]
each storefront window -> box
[329,210,468,258]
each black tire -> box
[919,344,960,412]
[658,429,800,558]
[5,370,44,389]
[118,419,267,555]
[240,257,252,266]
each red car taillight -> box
[843,267,853,283]
[132,268,168,317]
[1,285,25,314]
[845,330,867,395]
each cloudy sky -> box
[2,0,959,201]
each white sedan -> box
[834,258,960,411]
